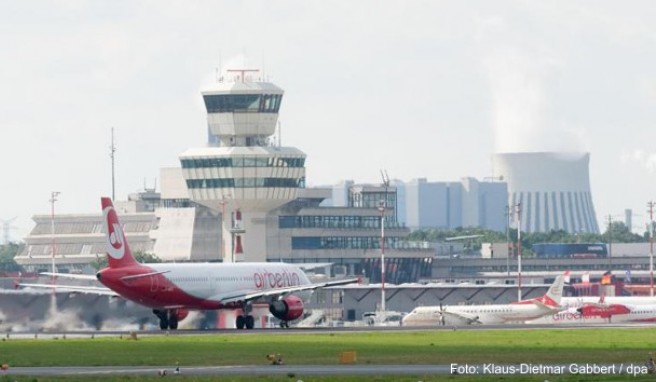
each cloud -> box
[622,149,656,172]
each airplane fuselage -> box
[527,305,656,324]
[402,303,557,326]
[97,262,311,310]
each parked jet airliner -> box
[20,197,357,330]
[527,299,656,324]
[401,275,565,326]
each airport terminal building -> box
[15,72,628,318]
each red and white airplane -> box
[527,295,656,324]
[20,197,357,330]
[401,275,565,326]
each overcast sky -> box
[2,1,656,241]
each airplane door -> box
[150,274,158,293]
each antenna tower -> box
[110,128,117,201]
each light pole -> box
[379,170,390,315]
[506,205,511,277]
[516,202,522,301]
[607,214,613,270]
[648,201,655,296]
[49,192,61,278]
[219,198,226,261]
[379,199,386,313]
[49,191,60,318]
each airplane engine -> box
[269,295,304,321]
[176,309,189,322]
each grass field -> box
[1,327,656,381]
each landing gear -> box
[235,304,255,329]
[153,309,179,330]
[169,310,179,330]
[235,315,255,329]
[279,321,289,328]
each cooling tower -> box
[492,152,599,234]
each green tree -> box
[603,221,644,243]
[0,243,24,273]
[135,251,162,263]
[90,250,161,270]
[408,223,648,256]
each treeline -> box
[0,243,23,273]
[407,221,650,254]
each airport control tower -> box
[179,69,306,262]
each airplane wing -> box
[17,272,117,296]
[439,310,483,325]
[295,263,333,271]
[18,283,118,296]
[216,277,359,304]
[531,299,565,311]
[40,272,98,281]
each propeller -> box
[438,302,446,326]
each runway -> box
[3,364,453,377]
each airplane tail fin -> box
[101,197,140,268]
[518,274,565,308]
[541,274,565,307]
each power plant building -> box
[492,152,599,234]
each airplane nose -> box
[96,272,102,281]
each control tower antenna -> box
[278,121,282,148]
[216,54,225,82]
[261,56,266,81]
[226,69,259,83]
[109,128,117,201]
[379,170,390,314]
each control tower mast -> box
[179,69,306,262]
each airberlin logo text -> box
[105,208,125,260]
[109,222,123,249]
[254,270,300,288]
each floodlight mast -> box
[110,128,116,201]
[379,170,390,314]
[49,192,61,280]
[649,201,655,297]
[516,202,522,301]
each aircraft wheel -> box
[168,310,179,330]
[159,316,169,330]
[245,315,255,329]
[236,315,245,329]
[153,309,169,330]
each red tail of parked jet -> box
[513,274,564,308]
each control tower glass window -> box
[204,94,282,113]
